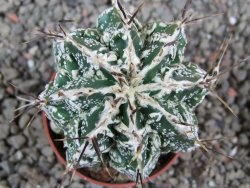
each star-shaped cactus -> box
[39,0,210,180]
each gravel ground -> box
[0,0,250,188]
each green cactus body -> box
[39,1,208,180]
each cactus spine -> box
[39,0,214,181]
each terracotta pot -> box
[42,73,181,187]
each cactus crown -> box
[39,0,212,181]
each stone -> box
[0,140,8,155]
[38,156,53,173]
[50,163,65,179]
[18,114,30,129]
[18,165,47,184]
[0,22,11,38]
[36,135,50,148]
[0,88,4,100]
[1,98,17,120]
[64,0,80,7]
[7,134,26,149]
[168,177,178,186]
[204,18,220,33]
[0,68,19,81]
[27,59,35,70]
[0,123,9,139]
[22,128,35,147]
[11,151,24,162]
[239,82,250,96]
[239,133,249,146]
[53,6,64,20]
[20,182,33,188]
[0,161,14,174]
[69,182,85,188]
[48,0,57,6]
[12,79,40,92]
[229,16,238,25]
[10,124,20,134]
[35,0,48,7]
[0,180,8,188]
[7,173,21,188]
[12,24,24,35]
[233,69,247,82]
[41,146,53,157]
[85,183,103,188]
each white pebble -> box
[229,16,237,25]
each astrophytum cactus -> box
[38,0,214,181]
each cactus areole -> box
[40,1,210,183]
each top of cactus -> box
[38,0,211,181]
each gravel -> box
[0,68,19,82]
[41,146,53,157]
[1,99,17,120]
[18,114,30,129]
[0,0,249,188]
[0,123,10,139]
[7,134,26,149]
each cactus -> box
[38,0,215,181]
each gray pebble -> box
[38,155,53,172]
[11,150,24,162]
[18,114,30,129]
[22,128,35,147]
[64,0,80,7]
[168,177,178,186]
[0,1,12,12]
[0,161,14,174]
[48,0,58,6]
[10,123,20,135]
[0,22,10,38]
[53,5,64,20]
[12,79,40,92]
[23,147,39,164]
[230,119,241,132]
[0,140,8,155]
[0,123,9,139]
[0,181,8,188]
[20,182,33,188]
[233,69,247,82]
[36,134,50,148]
[85,183,103,188]
[239,82,250,96]
[35,0,48,7]
[18,165,47,184]
[0,68,19,81]
[11,24,24,35]
[7,134,26,149]
[19,6,29,15]
[68,182,85,188]
[200,38,210,49]
[232,40,245,57]
[0,72,3,85]
[41,146,53,157]
[239,133,249,146]
[0,89,4,100]
[204,18,220,33]
[7,174,21,188]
